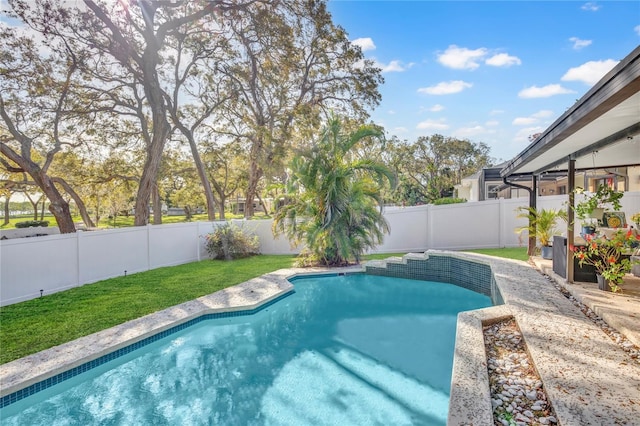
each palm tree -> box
[516,207,567,257]
[273,116,395,266]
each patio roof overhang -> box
[501,45,640,178]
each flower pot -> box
[596,274,612,292]
[540,245,553,260]
[581,225,596,236]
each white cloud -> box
[454,126,492,137]
[489,109,505,116]
[437,45,487,70]
[532,110,554,118]
[377,59,408,73]
[352,37,376,52]
[393,126,408,134]
[581,2,600,12]
[513,110,554,126]
[485,120,499,127]
[513,117,538,126]
[518,84,574,98]
[429,104,445,112]
[418,80,473,95]
[561,59,619,85]
[416,118,449,131]
[485,53,522,67]
[635,25,640,36]
[569,37,592,50]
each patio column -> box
[567,158,576,282]
[529,176,537,256]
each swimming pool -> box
[1,273,491,425]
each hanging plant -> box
[573,185,623,221]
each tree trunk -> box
[134,128,168,226]
[256,192,269,215]
[181,126,216,221]
[218,194,226,220]
[40,196,46,221]
[152,181,162,225]
[190,145,216,221]
[244,136,264,218]
[3,194,10,225]
[245,160,263,218]
[183,206,193,221]
[52,177,96,228]
[25,193,41,220]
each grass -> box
[0,212,271,229]
[464,247,529,262]
[0,255,296,365]
[0,248,525,365]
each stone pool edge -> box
[444,250,640,426]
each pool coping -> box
[441,250,640,426]
[2,253,639,425]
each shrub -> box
[204,223,260,260]
[15,220,49,228]
[432,197,466,205]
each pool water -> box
[1,274,491,425]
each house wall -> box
[2,192,639,306]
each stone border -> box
[443,251,640,426]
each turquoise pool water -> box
[1,273,491,425]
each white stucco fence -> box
[2,192,639,306]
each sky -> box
[327,0,640,162]
[1,0,638,164]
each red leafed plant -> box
[570,229,639,292]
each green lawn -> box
[0,255,296,364]
[0,248,526,365]
[464,247,529,262]
[0,212,271,229]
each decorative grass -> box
[464,247,529,262]
[0,255,296,365]
[0,212,271,229]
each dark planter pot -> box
[541,245,553,260]
[596,274,612,292]
[581,225,596,235]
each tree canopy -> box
[1,0,495,235]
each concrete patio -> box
[447,252,640,426]
[533,257,640,349]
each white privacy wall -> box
[2,192,639,306]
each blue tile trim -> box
[0,290,294,409]
[364,254,503,304]
[288,271,362,282]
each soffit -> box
[501,46,640,177]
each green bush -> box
[15,220,49,228]
[204,223,260,260]
[432,197,467,205]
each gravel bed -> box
[484,319,557,426]
[485,269,640,426]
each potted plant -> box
[516,207,567,259]
[573,185,624,235]
[570,229,639,292]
